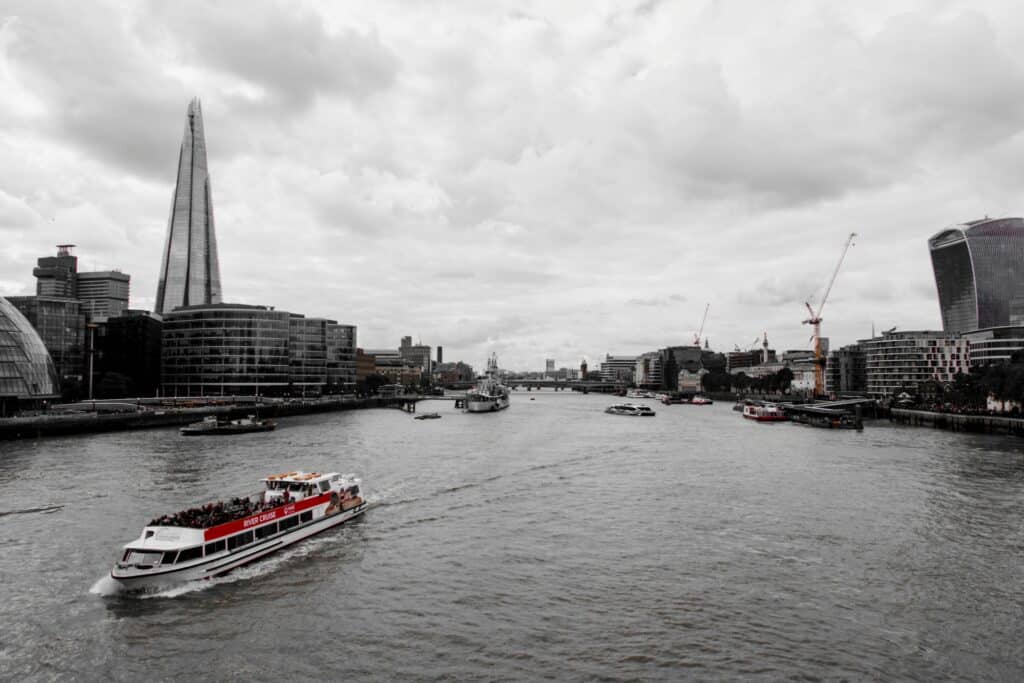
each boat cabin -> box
[262,471,349,504]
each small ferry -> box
[688,395,714,405]
[414,412,442,420]
[606,403,656,417]
[180,415,276,435]
[742,403,789,422]
[111,471,366,590]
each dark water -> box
[1,392,1022,681]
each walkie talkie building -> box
[154,98,222,316]
[928,217,1024,333]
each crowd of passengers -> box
[148,491,304,529]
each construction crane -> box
[803,232,856,397]
[693,303,710,346]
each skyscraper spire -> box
[154,97,222,315]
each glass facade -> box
[929,218,1024,333]
[162,305,357,396]
[861,331,969,397]
[154,98,222,316]
[162,304,290,396]
[961,326,1024,367]
[0,296,60,400]
[6,296,85,384]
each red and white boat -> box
[742,403,789,422]
[111,471,366,590]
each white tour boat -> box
[742,403,789,422]
[465,353,511,413]
[605,403,656,416]
[110,471,366,590]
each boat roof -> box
[261,470,339,484]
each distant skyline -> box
[3,1,1024,369]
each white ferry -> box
[605,403,656,416]
[111,471,366,590]
[742,403,789,422]
[466,353,510,413]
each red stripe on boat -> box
[204,494,328,541]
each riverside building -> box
[860,330,969,397]
[928,217,1024,333]
[0,296,60,415]
[161,303,356,397]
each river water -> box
[0,392,1022,681]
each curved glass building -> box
[0,296,61,407]
[162,304,290,397]
[929,217,1024,333]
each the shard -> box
[154,98,222,315]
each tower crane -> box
[803,232,856,397]
[693,303,710,346]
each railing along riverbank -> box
[0,395,416,441]
[891,408,1024,436]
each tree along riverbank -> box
[0,396,412,440]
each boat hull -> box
[110,503,367,591]
[465,396,510,413]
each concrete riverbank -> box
[0,395,413,440]
[891,408,1024,436]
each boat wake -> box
[0,504,64,517]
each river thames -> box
[1,391,1022,680]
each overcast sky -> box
[2,1,1023,370]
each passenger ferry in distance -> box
[606,403,656,417]
[742,403,789,422]
[110,471,366,590]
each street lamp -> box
[86,322,98,400]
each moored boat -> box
[465,353,510,413]
[742,403,789,422]
[180,415,276,435]
[688,395,714,405]
[110,471,366,590]
[606,403,656,416]
[414,412,442,420]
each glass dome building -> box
[0,296,61,409]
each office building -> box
[825,344,866,395]
[0,296,60,414]
[76,271,130,321]
[399,336,432,371]
[600,354,639,383]
[33,244,78,297]
[961,327,1024,367]
[6,296,85,386]
[658,346,703,390]
[94,310,163,397]
[154,98,222,315]
[861,330,969,397]
[545,358,555,375]
[929,217,1024,333]
[634,352,662,388]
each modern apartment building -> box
[960,326,1024,367]
[861,330,969,397]
[929,217,1024,333]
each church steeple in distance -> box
[154,97,222,315]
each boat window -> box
[124,549,163,566]
[255,522,278,540]
[204,540,226,555]
[227,530,254,551]
[299,511,312,523]
[162,551,179,565]
[177,546,203,563]
[290,482,303,492]
[350,485,360,496]
[279,515,299,531]
[319,480,330,492]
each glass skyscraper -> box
[154,98,222,316]
[928,217,1024,333]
